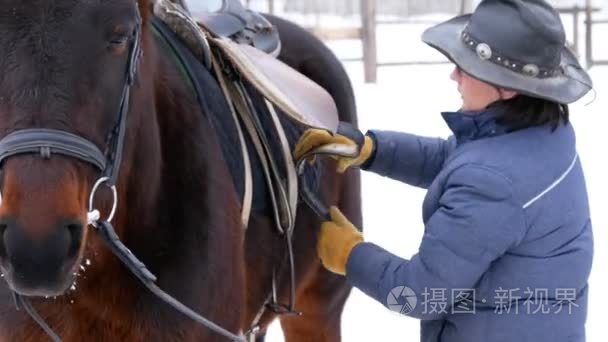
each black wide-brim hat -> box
[422,0,592,104]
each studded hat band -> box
[461,29,563,79]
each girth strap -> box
[211,52,254,227]
[0,129,106,171]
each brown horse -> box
[0,1,361,342]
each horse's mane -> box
[138,0,151,25]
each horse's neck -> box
[87,43,218,291]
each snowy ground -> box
[259,13,608,342]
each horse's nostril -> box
[66,222,83,257]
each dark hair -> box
[494,95,569,132]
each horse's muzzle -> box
[0,217,83,297]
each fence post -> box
[573,6,579,56]
[459,0,469,14]
[585,0,593,68]
[361,0,377,83]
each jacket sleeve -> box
[363,130,456,188]
[345,165,527,320]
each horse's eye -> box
[107,32,130,53]
[109,34,129,46]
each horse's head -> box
[0,1,148,297]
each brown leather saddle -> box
[190,0,282,56]
[151,2,355,335]
[153,0,339,132]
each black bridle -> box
[0,14,140,186]
[0,8,245,342]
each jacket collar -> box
[441,104,509,144]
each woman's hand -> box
[318,207,364,275]
[294,128,375,173]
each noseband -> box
[0,8,245,342]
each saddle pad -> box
[151,17,320,211]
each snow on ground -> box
[261,12,608,342]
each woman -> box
[294,1,594,341]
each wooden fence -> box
[245,0,472,17]
[281,0,471,16]
[245,0,607,82]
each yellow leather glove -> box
[318,207,364,276]
[294,129,375,173]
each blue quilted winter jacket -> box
[346,106,593,342]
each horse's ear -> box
[137,0,153,25]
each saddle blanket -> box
[152,17,320,212]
